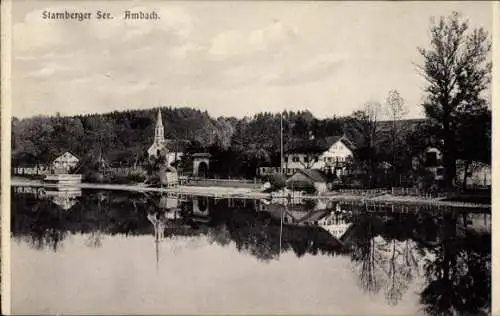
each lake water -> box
[11,187,491,315]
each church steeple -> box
[154,109,165,145]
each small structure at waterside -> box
[158,165,180,187]
[192,153,211,178]
[44,151,82,185]
[51,151,80,173]
[286,169,328,193]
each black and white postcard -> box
[1,1,497,315]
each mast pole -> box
[280,111,284,174]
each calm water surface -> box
[11,187,491,315]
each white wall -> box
[320,140,353,163]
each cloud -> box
[208,20,296,59]
[265,53,347,86]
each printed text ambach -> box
[124,10,160,20]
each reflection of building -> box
[45,187,82,211]
[318,212,352,239]
[460,213,491,233]
[158,196,182,220]
[318,208,352,239]
[191,197,210,223]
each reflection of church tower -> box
[147,212,166,270]
[148,109,166,158]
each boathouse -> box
[52,151,80,174]
[286,169,328,193]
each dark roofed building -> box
[286,169,328,193]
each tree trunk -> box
[442,106,456,191]
[462,160,470,191]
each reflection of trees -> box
[349,215,384,295]
[419,212,491,316]
[382,239,422,306]
[12,198,69,251]
[348,209,491,314]
[11,192,154,252]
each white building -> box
[147,109,184,165]
[52,151,79,173]
[148,109,167,158]
[285,135,356,176]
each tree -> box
[384,90,408,184]
[455,107,491,189]
[417,12,491,190]
[346,101,382,187]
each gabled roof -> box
[53,151,80,162]
[325,135,356,152]
[296,169,327,183]
[164,139,190,152]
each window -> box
[304,156,310,163]
[315,156,319,162]
[436,168,444,176]
[292,156,300,162]
[426,152,438,167]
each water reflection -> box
[11,187,491,315]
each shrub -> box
[266,173,287,191]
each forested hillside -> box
[11,106,428,178]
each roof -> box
[295,169,327,183]
[53,151,79,161]
[193,152,211,158]
[287,134,356,154]
[325,135,357,152]
[164,139,190,152]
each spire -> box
[156,109,163,128]
[154,109,165,145]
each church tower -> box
[154,109,165,146]
[148,109,166,157]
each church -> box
[147,109,184,166]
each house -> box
[284,135,356,177]
[456,160,491,188]
[286,169,328,193]
[413,146,490,187]
[258,135,357,177]
[52,151,80,174]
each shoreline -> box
[10,178,490,209]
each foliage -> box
[266,173,287,191]
[417,12,491,189]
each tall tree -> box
[384,90,408,182]
[417,12,491,189]
[346,101,381,187]
[455,107,491,189]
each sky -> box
[10,0,493,119]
